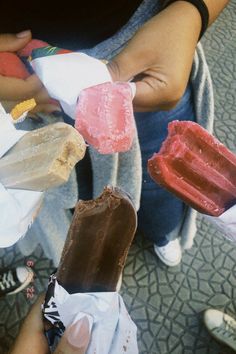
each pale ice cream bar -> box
[75,82,135,154]
[0,122,86,191]
[148,121,236,217]
[56,186,137,293]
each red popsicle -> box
[148,120,236,216]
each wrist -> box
[162,1,202,41]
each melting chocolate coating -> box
[56,186,137,293]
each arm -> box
[107,0,230,111]
[161,0,230,25]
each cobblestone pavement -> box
[0,2,235,353]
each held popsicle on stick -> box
[75,82,136,154]
[29,45,136,154]
[148,121,236,217]
[56,186,137,293]
[0,122,86,191]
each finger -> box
[133,77,172,112]
[54,317,90,354]
[31,102,62,114]
[0,74,43,100]
[108,50,182,112]
[107,49,144,83]
[22,85,60,108]
[9,294,49,354]
[106,40,170,111]
[30,87,61,114]
[2,99,61,117]
[33,86,60,105]
[0,31,32,52]
[25,293,46,330]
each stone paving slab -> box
[0,1,235,354]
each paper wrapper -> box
[0,103,43,247]
[31,50,112,119]
[43,274,139,353]
[205,204,236,242]
[30,49,136,120]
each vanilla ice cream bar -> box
[0,122,86,191]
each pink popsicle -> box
[75,82,135,154]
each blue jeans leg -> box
[135,84,196,246]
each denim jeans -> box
[135,84,196,246]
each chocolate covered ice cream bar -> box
[148,121,236,217]
[0,122,86,191]
[56,186,137,293]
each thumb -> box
[106,47,156,111]
[0,31,32,52]
[54,317,91,354]
[106,51,141,83]
[107,51,171,112]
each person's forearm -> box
[203,0,230,25]
[161,0,230,26]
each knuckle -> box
[162,79,185,109]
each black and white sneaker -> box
[0,266,34,296]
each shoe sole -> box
[154,246,182,267]
[7,267,34,295]
[204,312,236,351]
[206,327,236,351]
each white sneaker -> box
[204,309,236,350]
[154,238,182,266]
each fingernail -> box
[16,30,31,38]
[66,317,90,349]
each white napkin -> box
[31,53,112,119]
[53,280,139,354]
[0,104,43,247]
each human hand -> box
[9,294,91,354]
[0,32,61,114]
[107,1,202,111]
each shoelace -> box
[213,315,236,341]
[0,270,16,291]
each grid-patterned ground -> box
[0,2,235,353]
